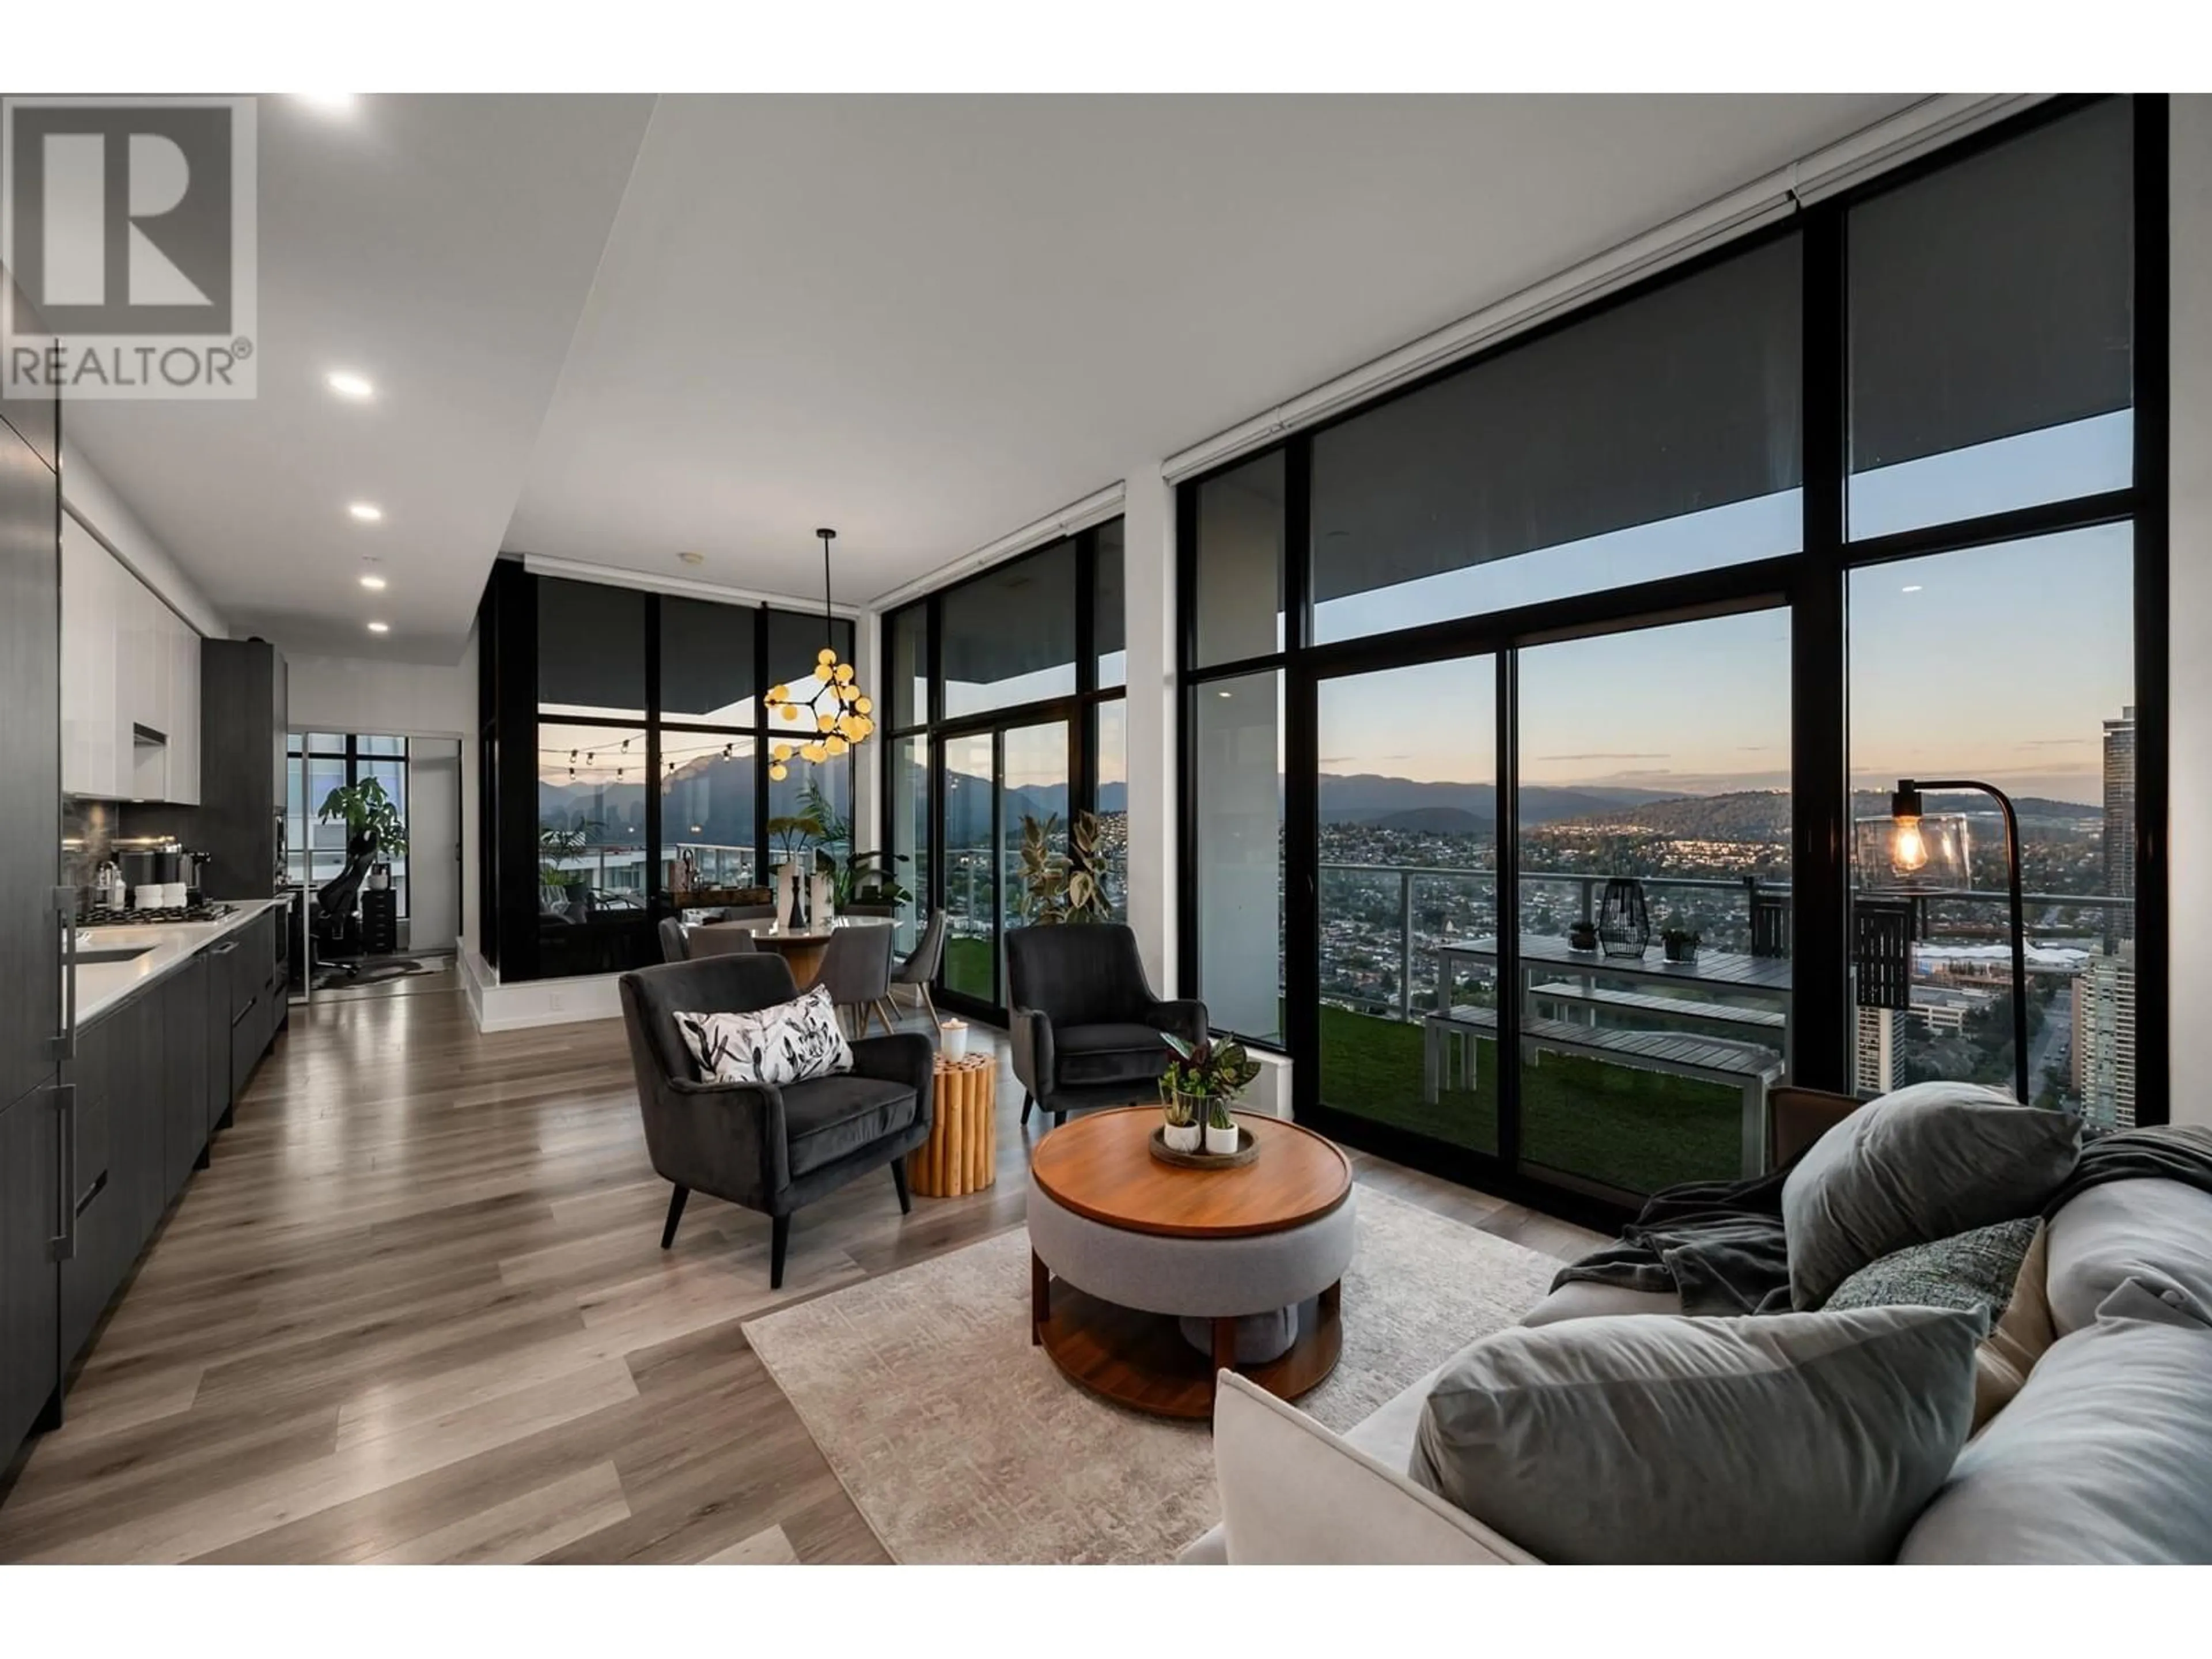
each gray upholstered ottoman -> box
[1026,1107,1357,1419]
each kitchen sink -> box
[74,945,155,965]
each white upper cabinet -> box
[60,515,201,803]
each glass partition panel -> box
[1311,235,1801,644]
[539,579,646,719]
[1193,452,1285,667]
[1515,609,1793,1195]
[661,596,758,726]
[660,732,757,900]
[1192,670,1284,1044]
[1315,657,1497,1153]
[942,732,997,1002]
[1849,100,2133,539]
[1846,527,2134,1120]
[942,540,1078,718]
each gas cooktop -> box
[78,903,235,927]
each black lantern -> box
[1597,878,1650,959]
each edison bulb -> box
[1891,819,1929,874]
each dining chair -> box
[816,923,899,1037]
[891,910,948,1032]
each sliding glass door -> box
[934,715,1073,1018]
[1312,656,1498,1155]
[1513,609,1793,1197]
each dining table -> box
[689,914,896,990]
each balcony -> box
[1306,862,2130,1195]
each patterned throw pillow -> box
[1825,1217,2048,1432]
[673,986,854,1086]
[1824,1217,2040,1317]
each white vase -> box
[809,871,835,926]
[772,865,798,927]
[1162,1120,1202,1153]
[1205,1119,1240,1156]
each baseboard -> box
[461,951,625,1032]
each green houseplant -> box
[798,781,911,907]
[1661,926,1702,965]
[1160,1032,1262,1154]
[319,778,407,887]
[1017,810,1114,925]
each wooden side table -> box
[910,1052,996,1197]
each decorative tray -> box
[1148,1124,1260,1169]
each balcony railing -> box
[1317,862,2134,1025]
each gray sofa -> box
[1183,1090,2212,1564]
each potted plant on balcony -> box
[1662,926,1702,965]
[1160,1032,1262,1155]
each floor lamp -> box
[1886,778,2030,1104]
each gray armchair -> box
[619,953,935,1288]
[1005,922,1207,1130]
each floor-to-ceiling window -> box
[476,563,856,981]
[287,732,414,916]
[882,517,1127,1022]
[1179,97,2162,1218]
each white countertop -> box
[73,897,293,1027]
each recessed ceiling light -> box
[1902,584,1924,593]
[359,574,387,590]
[349,502,383,522]
[327,370,374,400]
[678,550,704,567]
[366,621,390,634]
[296,93,357,113]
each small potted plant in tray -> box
[1161,1033,1262,1155]
[1661,926,1702,965]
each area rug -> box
[741,1185,1561,1564]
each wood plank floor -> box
[0,979,1603,1563]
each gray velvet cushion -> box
[1899,1278,2212,1563]
[1824,1217,2040,1316]
[1055,1021,1175,1088]
[783,1075,918,1176]
[1408,1305,1984,1564]
[1781,1081,2081,1309]
[2046,1178,2212,1337]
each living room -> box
[4,6,2210,1642]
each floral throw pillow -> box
[673,986,854,1086]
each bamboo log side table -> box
[909,1052,997,1197]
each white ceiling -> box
[71,93,1919,664]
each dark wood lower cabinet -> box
[24,923,285,1461]
[1,1082,63,1462]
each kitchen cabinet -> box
[165,958,211,1195]
[0,297,63,1466]
[1,1086,62,1460]
[2,411,62,1111]
[59,511,202,805]
[194,640,287,897]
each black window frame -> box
[1176,96,2168,1229]
[880,517,1128,1024]
[479,565,858,982]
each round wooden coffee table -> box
[1027,1106,1355,1420]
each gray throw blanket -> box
[2047,1124,2212,1211]
[1555,1123,2212,1317]
[1552,1164,1795,1316]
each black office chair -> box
[312,832,377,976]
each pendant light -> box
[766,527,873,779]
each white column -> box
[1123,462,1179,993]
[2169,97,2212,1128]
